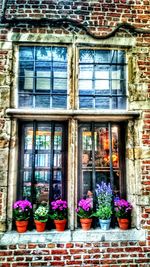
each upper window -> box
[18,47,127,110]
[78,49,127,109]
[18,46,68,108]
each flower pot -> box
[34,220,46,232]
[99,218,111,230]
[15,220,28,233]
[118,218,130,230]
[80,218,92,231]
[54,219,67,232]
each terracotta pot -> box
[15,220,28,233]
[118,218,130,230]
[54,219,67,232]
[80,218,92,231]
[34,220,46,232]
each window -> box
[78,49,126,109]
[16,45,128,229]
[18,46,68,108]
[18,121,68,204]
[78,122,126,200]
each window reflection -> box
[21,123,66,204]
[80,123,120,199]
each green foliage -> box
[93,205,112,220]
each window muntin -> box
[78,50,126,109]
[18,47,68,108]
[19,122,67,205]
[79,122,125,200]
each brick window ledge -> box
[0,228,146,245]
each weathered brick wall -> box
[0,241,150,267]
[0,0,150,266]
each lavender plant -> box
[95,181,113,207]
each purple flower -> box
[114,199,132,218]
[50,199,68,220]
[75,198,93,219]
[13,199,32,221]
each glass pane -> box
[112,80,120,90]
[112,50,126,64]
[79,97,93,108]
[54,128,62,150]
[54,153,62,167]
[96,172,110,185]
[95,69,109,79]
[19,47,34,60]
[36,127,51,150]
[111,68,121,80]
[94,127,110,167]
[35,154,50,167]
[79,80,92,90]
[24,127,33,150]
[35,170,50,182]
[19,94,33,107]
[95,80,109,90]
[19,62,34,76]
[112,126,119,168]
[35,95,50,108]
[53,47,67,62]
[112,97,126,109]
[95,50,110,63]
[82,171,92,197]
[36,47,52,61]
[36,70,51,78]
[95,97,110,109]
[79,65,93,79]
[79,50,94,63]
[24,154,32,168]
[35,183,49,203]
[52,95,67,108]
[53,183,62,200]
[53,79,67,90]
[23,171,32,199]
[82,130,92,151]
[36,78,51,90]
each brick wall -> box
[0,241,150,267]
[0,0,150,266]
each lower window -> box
[18,121,68,205]
[78,122,126,200]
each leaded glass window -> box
[78,50,126,109]
[78,122,126,200]
[18,121,67,204]
[18,46,68,108]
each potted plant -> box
[95,182,113,229]
[13,199,32,233]
[114,199,132,230]
[49,199,68,231]
[93,205,112,230]
[75,198,93,230]
[34,203,49,232]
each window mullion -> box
[49,122,54,201]
[33,47,36,107]
[108,122,114,190]
[91,122,96,199]
[31,121,37,205]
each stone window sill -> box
[0,228,146,245]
